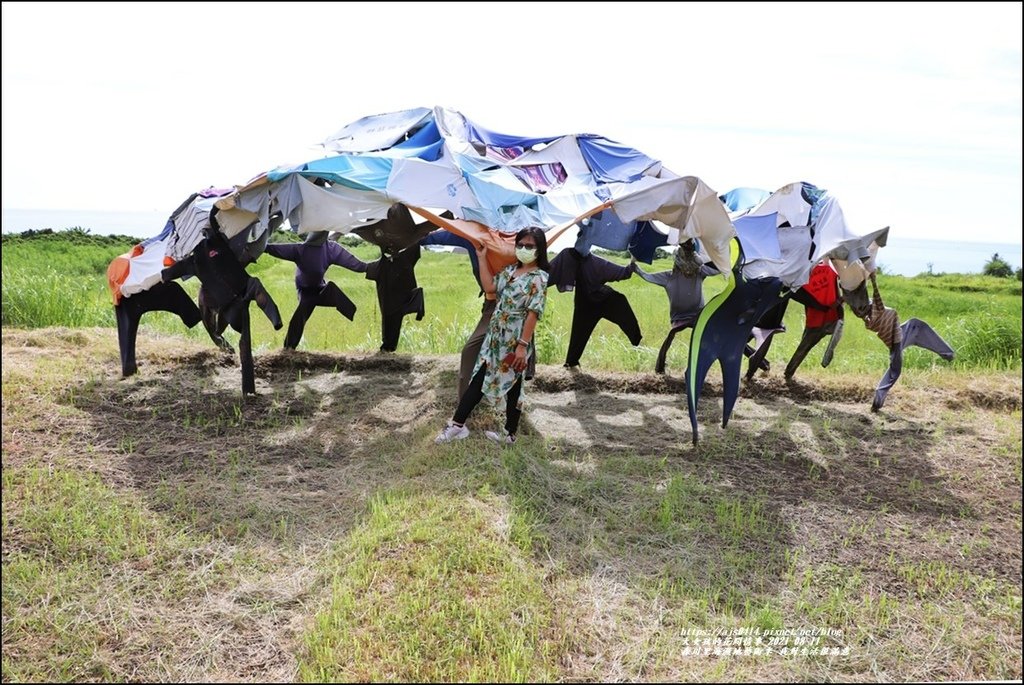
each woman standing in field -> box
[435,227,550,446]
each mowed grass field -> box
[2,230,1022,682]
[3,229,1022,373]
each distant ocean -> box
[3,207,1021,278]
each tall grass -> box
[3,230,1021,371]
[3,266,112,328]
[2,230,131,328]
[300,491,556,682]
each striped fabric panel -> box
[166,205,210,261]
[485,145,526,163]
[507,163,567,193]
[486,145,568,193]
[865,275,903,348]
[866,305,902,349]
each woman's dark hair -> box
[515,226,550,271]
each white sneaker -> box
[435,422,469,444]
[484,430,516,445]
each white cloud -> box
[2,1,1020,243]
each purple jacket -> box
[265,242,367,292]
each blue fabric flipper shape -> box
[871,318,955,411]
[685,238,784,445]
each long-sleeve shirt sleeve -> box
[326,242,368,273]
[590,256,633,284]
[264,243,301,263]
[161,255,197,282]
[634,265,672,287]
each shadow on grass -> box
[62,350,976,617]
[64,349,431,546]
[502,366,981,611]
[526,368,967,518]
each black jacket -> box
[161,232,250,310]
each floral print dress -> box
[473,264,548,402]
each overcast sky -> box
[2,1,1020,244]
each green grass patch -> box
[3,466,186,564]
[299,490,557,683]
[785,559,1022,681]
[2,291,1020,681]
[1,465,235,682]
[653,473,790,613]
[3,229,1020,371]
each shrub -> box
[983,253,1014,278]
[949,316,1023,369]
[336,233,365,248]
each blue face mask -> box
[516,246,537,264]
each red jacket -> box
[801,263,840,328]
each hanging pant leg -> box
[901,318,955,360]
[821,317,844,368]
[599,290,643,346]
[565,295,601,367]
[744,328,781,380]
[318,281,357,321]
[380,312,404,352]
[784,325,832,378]
[158,281,202,328]
[116,282,203,377]
[115,301,141,377]
[285,283,358,349]
[199,287,233,352]
[407,287,425,321]
[655,325,685,374]
[237,306,256,396]
[872,344,902,412]
[284,291,318,350]
[218,291,259,395]
[872,318,954,411]
[244,277,283,330]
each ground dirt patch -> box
[3,327,1021,682]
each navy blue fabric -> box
[629,220,669,264]
[575,210,667,263]
[686,275,784,445]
